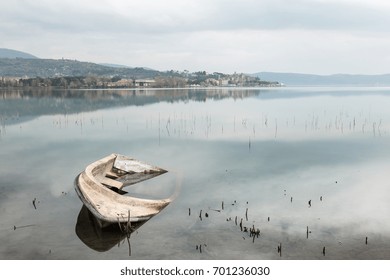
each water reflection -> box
[2,87,390,259]
[0,88,264,121]
[75,206,146,254]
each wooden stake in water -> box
[126,235,132,256]
[274,119,278,138]
[127,210,131,231]
[14,224,35,230]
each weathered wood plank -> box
[101,177,124,189]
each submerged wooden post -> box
[13,224,35,230]
[126,235,132,256]
[127,210,131,231]
[277,243,282,257]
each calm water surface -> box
[1,87,390,259]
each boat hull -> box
[75,153,171,228]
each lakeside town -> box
[0,70,282,89]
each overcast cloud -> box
[1,0,390,74]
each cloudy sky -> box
[1,0,390,74]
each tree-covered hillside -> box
[0,57,159,78]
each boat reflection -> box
[75,205,147,253]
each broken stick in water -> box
[277,243,282,257]
[14,224,35,230]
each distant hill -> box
[0,57,160,78]
[0,48,38,59]
[254,72,390,86]
[99,63,132,68]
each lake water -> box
[1,87,390,260]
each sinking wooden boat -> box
[75,153,171,228]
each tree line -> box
[1,73,281,89]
